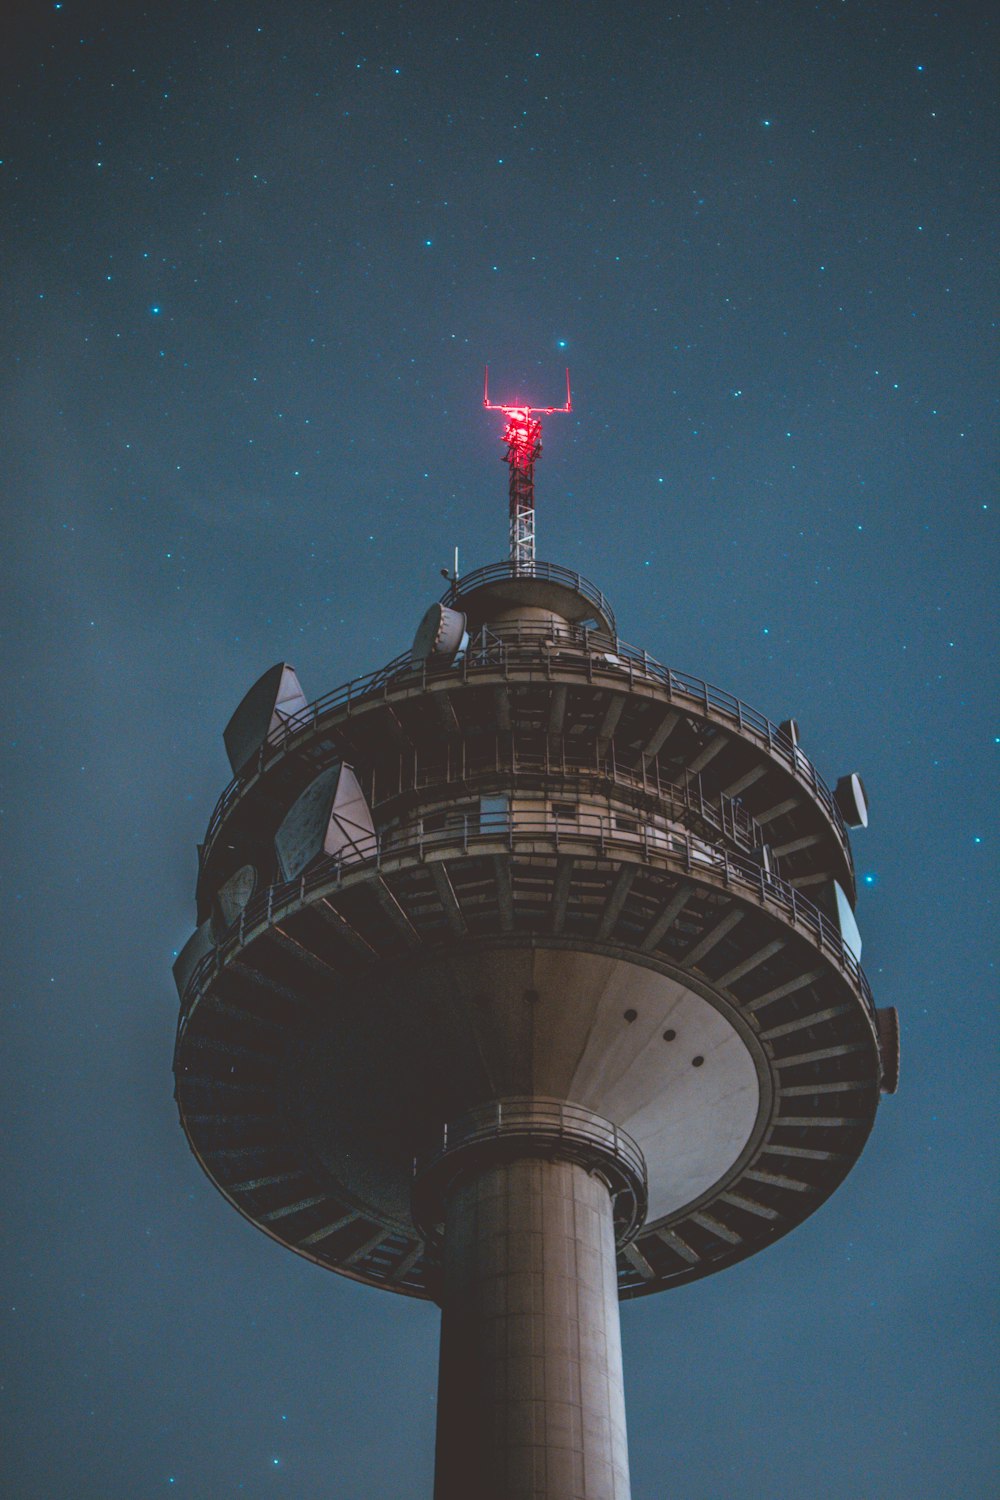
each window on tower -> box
[478,795,509,831]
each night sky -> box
[3,2,996,1496]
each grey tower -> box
[173,400,899,1498]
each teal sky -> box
[3,2,996,1495]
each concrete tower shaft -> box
[435,1157,630,1500]
[415,1097,643,1497]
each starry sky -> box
[2,2,996,1496]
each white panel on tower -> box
[834,772,869,829]
[213,863,257,936]
[223,663,309,776]
[274,764,376,882]
[172,920,215,1004]
[832,879,863,961]
[411,603,469,665]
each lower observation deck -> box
[175,807,886,1301]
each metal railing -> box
[416,1097,646,1186]
[403,779,763,861]
[411,1097,648,1244]
[442,559,617,635]
[180,809,875,1027]
[373,747,765,860]
[200,622,851,871]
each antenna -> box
[483,367,572,572]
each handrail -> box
[443,558,616,634]
[374,751,764,860]
[415,1098,646,1187]
[200,622,850,872]
[411,1096,647,1244]
[181,810,875,1026]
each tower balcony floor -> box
[175,810,884,1303]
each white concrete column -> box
[434,1156,631,1500]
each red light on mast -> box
[484,367,572,571]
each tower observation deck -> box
[173,382,899,1499]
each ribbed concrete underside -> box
[435,1157,630,1500]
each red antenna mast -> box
[483,367,572,572]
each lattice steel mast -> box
[484,366,572,572]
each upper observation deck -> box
[443,559,617,635]
[195,563,856,914]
